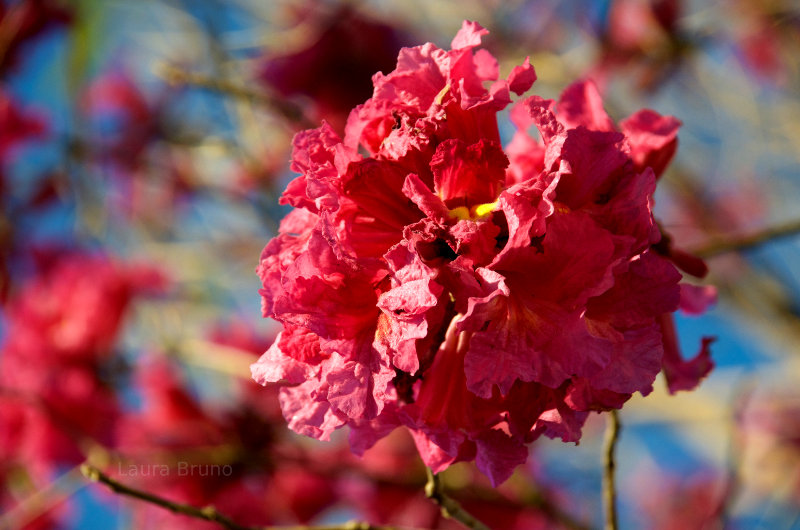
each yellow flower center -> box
[447,200,499,221]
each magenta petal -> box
[376,242,447,373]
[431,138,508,208]
[347,402,404,456]
[256,211,317,318]
[556,80,616,132]
[660,314,715,393]
[490,176,557,269]
[534,403,589,443]
[283,122,352,212]
[402,173,450,224]
[250,327,322,385]
[273,231,378,340]
[620,109,681,178]
[379,278,441,317]
[473,48,499,82]
[679,284,718,315]
[589,167,660,254]
[460,269,569,396]
[565,378,631,411]
[589,325,664,395]
[451,20,489,50]
[587,251,681,328]
[323,345,395,420]
[410,429,462,473]
[372,43,448,115]
[507,56,537,96]
[279,381,345,441]
[474,429,529,486]
[520,211,618,308]
[555,127,629,209]
[377,277,444,374]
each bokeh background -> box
[1,0,800,528]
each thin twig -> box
[154,62,314,128]
[603,410,620,530]
[424,468,490,530]
[0,1,27,70]
[689,218,800,259]
[80,464,394,530]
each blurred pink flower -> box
[117,355,342,528]
[591,0,687,91]
[0,88,45,161]
[260,4,412,133]
[0,253,162,525]
[80,71,155,170]
[0,0,72,74]
[636,472,724,530]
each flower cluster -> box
[0,253,164,478]
[252,21,713,485]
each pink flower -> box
[260,4,412,133]
[252,21,713,485]
[2,253,165,362]
[81,71,155,170]
[117,355,342,528]
[0,253,165,476]
[0,89,45,162]
[0,0,72,74]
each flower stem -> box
[424,467,489,530]
[603,410,621,530]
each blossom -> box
[117,353,341,529]
[260,4,412,133]
[80,71,156,170]
[252,21,713,485]
[0,253,165,477]
[0,0,72,74]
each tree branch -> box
[603,410,620,530]
[80,464,395,530]
[424,468,489,530]
[690,218,800,259]
[154,62,315,128]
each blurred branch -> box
[155,62,314,128]
[80,464,397,530]
[0,2,25,68]
[716,380,755,528]
[690,218,800,259]
[272,448,589,529]
[603,410,620,530]
[424,467,489,530]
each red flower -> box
[0,253,165,477]
[252,21,713,485]
[0,0,72,74]
[260,5,412,133]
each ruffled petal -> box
[507,56,537,96]
[659,314,715,393]
[279,381,345,441]
[556,79,616,132]
[620,109,681,178]
[474,429,528,486]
